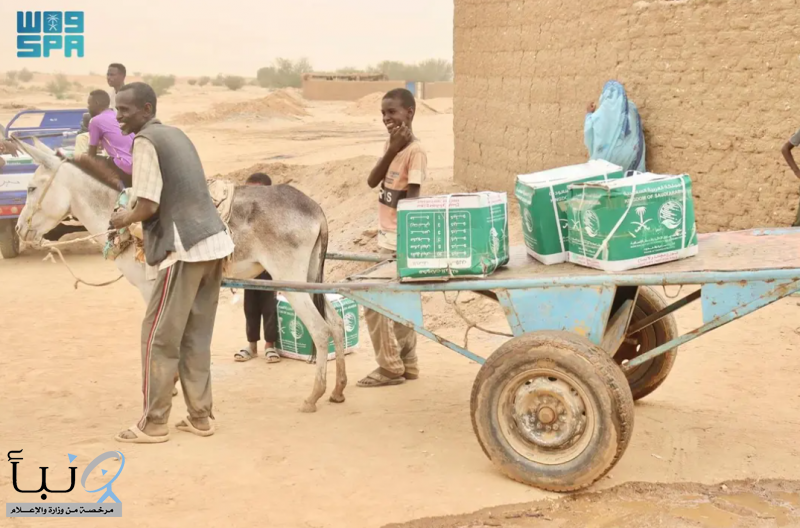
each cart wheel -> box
[0,219,20,259]
[614,286,678,401]
[470,331,634,492]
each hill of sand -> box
[174,88,309,125]
[346,92,440,117]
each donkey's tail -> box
[308,211,329,318]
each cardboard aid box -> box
[396,192,510,281]
[276,293,359,362]
[566,172,698,271]
[515,160,625,265]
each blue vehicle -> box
[0,108,87,258]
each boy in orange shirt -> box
[359,88,427,387]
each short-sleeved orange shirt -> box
[377,139,427,250]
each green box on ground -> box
[2,153,34,165]
[515,160,625,265]
[396,192,509,281]
[276,294,359,362]
[566,172,698,272]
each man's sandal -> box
[114,425,169,444]
[357,368,406,388]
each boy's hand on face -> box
[388,123,412,153]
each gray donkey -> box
[12,137,347,413]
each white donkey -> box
[12,137,346,413]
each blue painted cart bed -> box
[222,228,800,492]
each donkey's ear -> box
[12,137,61,172]
[31,136,57,156]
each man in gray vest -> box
[109,82,234,443]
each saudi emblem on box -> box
[276,293,359,362]
[515,160,625,265]
[566,172,698,271]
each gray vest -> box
[136,118,225,266]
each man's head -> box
[87,89,111,118]
[115,82,157,135]
[107,63,126,90]
[381,88,416,131]
[246,172,272,186]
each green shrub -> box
[47,73,71,100]
[18,68,33,82]
[224,76,245,91]
[256,58,312,88]
[143,74,176,96]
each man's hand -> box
[587,101,597,113]
[388,123,412,153]
[109,210,130,230]
[0,140,20,156]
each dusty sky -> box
[2,0,453,76]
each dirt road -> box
[3,246,800,527]
[2,78,800,527]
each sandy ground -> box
[2,75,800,527]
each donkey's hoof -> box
[299,401,317,413]
[329,393,345,404]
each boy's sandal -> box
[234,348,256,362]
[265,347,281,363]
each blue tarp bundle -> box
[584,80,646,173]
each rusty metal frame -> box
[626,289,702,336]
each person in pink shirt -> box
[71,89,134,189]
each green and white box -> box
[515,160,625,265]
[276,293,359,362]
[566,172,698,272]
[396,192,510,281]
[2,153,34,165]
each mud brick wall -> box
[423,82,455,99]
[454,0,800,231]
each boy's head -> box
[381,88,416,131]
[87,89,111,117]
[80,112,91,133]
[246,172,272,186]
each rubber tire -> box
[614,287,678,401]
[0,219,19,259]
[470,331,635,492]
